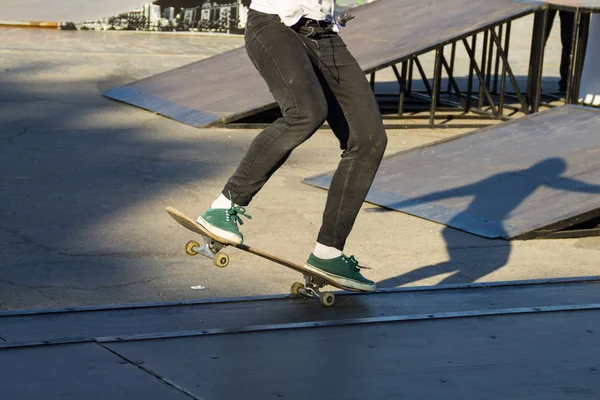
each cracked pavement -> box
[1,18,599,311]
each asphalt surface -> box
[1,14,598,311]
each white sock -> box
[211,193,236,209]
[313,243,342,259]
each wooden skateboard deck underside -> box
[166,207,362,293]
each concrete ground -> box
[1,13,598,311]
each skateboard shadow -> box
[376,157,600,288]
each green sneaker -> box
[304,253,376,292]
[196,202,251,245]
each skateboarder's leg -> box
[299,22,387,291]
[197,10,329,244]
[311,27,387,249]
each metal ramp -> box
[102,0,544,128]
[1,277,599,399]
[304,105,600,240]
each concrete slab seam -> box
[96,342,204,400]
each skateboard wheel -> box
[213,252,229,268]
[185,240,200,256]
[290,282,304,295]
[320,292,335,307]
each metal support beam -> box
[462,37,499,117]
[430,48,444,126]
[490,29,529,114]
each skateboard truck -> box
[291,275,336,307]
[185,239,336,306]
[186,238,230,268]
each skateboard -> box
[166,207,365,306]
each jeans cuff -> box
[316,233,345,251]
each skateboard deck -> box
[166,207,365,306]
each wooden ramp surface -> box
[304,105,600,239]
[102,0,541,127]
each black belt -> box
[297,17,332,28]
